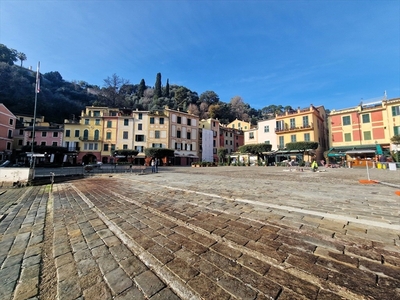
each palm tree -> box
[17,52,27,67]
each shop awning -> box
[345,149,376,154]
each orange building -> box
[327,97,396,166]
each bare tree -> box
[187,103,200,116]
[230,96,246,120]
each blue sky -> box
[1,0,399,111]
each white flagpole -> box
[30,61,40,169]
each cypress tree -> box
[154,73,162,99]
[164,79,170,97]
[138,79,146,98]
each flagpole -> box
[30,61,40,169]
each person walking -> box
[311,160,318,172]
[151,159,156,173]
[155,158,159,173]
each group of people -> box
[150,158,159,173]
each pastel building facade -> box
[328,97,400,165]
[275,105,328,162]
[0,104,16,161]
[199,118,220,162]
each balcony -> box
[275,123,314,133]
[79,136,102,142]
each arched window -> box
[83,129,89,140]
[94,130,99,140]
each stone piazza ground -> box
[0,165,400,300]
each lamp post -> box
[30,61,40,170]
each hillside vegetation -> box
[0,43,293,124]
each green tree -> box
[199,90,219,105]
[217,147,228,163]
[164,78,170,97]
[17,52,27,67]
[144,148,175,158]
[390,135,400,162]
[0,44,17,65]
[113,149,139,162]
[154,73,162,99]
[286,142,319,162]
[137,79,146,98]
[238,143,272,161]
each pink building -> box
[0,104,16,161]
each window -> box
[187,119,191,126]
[135,146,144,152]
[52,142,58,146]
[75,130,80,137]
[19,129,23,135]
[124,119,129,126]
[225,140,228,145]
[265,140,270,144]
[53,132,58,138]
[106,132,112,139]
[107,121,112,128]
[83,129,89,140]
[123,131,128,139]
[159,118,164,125]
[85,119,89,125]
[304,133,310,141]
[249,132,254,139]
[93,111,100,117]
[342,116,351,126]
[291,135,296,142]
[138,124,142,130]
[150,117,155,124]
[177,130,181,138]
[152,143,163,148]
[138,113,143,120]
[279,136,284,149]
[362,114,370,123]
[135,135,144,142]
[344,133,352,141]
[290,118,296,128]
[363,131,371,140]
[41,132,47,137]
[41,141,46,146]
[392,106,400,116]
[111,144,115,151]
[175,142,181,150]
[104,144,109,151]
[66,130,70,137]
[155,131,160,138]
[18,140,23,146]
[9,119,13,125]
[94,130,99,140]
[177,116,181,124]
[394,126,400,135]
[303,116,309,127]
[6,130,12,139]
[95,119,100,125]
[187,132,191,139]
[264,126,269,133]
[123,144,128,150]
[6,142,11,150]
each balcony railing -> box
[79,136,101,141]
[275,123,313,133]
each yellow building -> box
[227,119,251,131]
[275,105,328,162]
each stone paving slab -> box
[0,166,399,299]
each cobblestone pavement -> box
[1,166,400,299]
